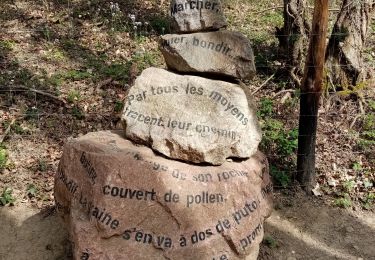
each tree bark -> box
[276,0,310,80]
[325,0,375,89]
[297,0,329,193]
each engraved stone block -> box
[160,31,256,80]
[54,131,273,260]
[170,0,227,32]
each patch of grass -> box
[352,162,363,171]
[26,184,38,198]
[278,128,298,156]
[12,122,26,134]
[257,97,298,186]
[358,138,375,152]
[67,89,81,103]
[132,51,158,72]
[63,70,92,81]
[260,12,283,26]
[264,235,278,248]
[368,100,375,111]
[45,47,66,61]
[101,63,130,83]
[72,106,85,120]
[114,101,124,112]
[257,98,273,118]
[0,40,16,50]
[362,193,374,210]
[342,180,356,193]
[270,165,291,188]
[334,194,352,208]
[261,118,298,157]
[357,113,375,153]
[134,35,148,44]
[46,74,64,88]
[37,158,48,172]
[0,147,8,170]
[25,107,39,120]
[61,39,76,49]
[362,114,374,131]
[0,187,15,206]
[97,51,158,84]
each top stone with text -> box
[170,0,227,33]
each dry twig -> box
[253,5,283,14]
[273,89,295,98]
[253,5,339,15]
[0,118,16,144]
[4,86,67,104]
[251,73,275,95]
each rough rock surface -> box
[54,131,273,260]
[170,0,227,32]
[160,31,256,80]
[121,67,261,165]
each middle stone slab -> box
[160,31,256,80]
[121,67,261,165]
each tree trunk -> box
[276,0,311,81]
[297,0,329,193]
[325,0,375,89]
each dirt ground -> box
[1,191,374,260]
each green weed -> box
[261,119,298,157]
[270,165,291,188]
[0,187,15,206]
[67,89,81,103]
[114,101,124,112]
[357,113,375,152]
[257,98,273,118]
[46,74,64,88]
[343,180,356,193]
[368,100,375,111]
[264,235,278,248]
[0,147,8,170]
[37,158,48,172]
[260,12,283,26]
[26,184,38,198]
[334,194,352,208]
[0,40,16,50]
[358,138,375,151]
[25,107,39,120]
[2,120,26,136]
[45,47,65,61]
[132,51,158,72]
[64,70,91,81]
[362,114,374,131]
[278,128,298,156]
[12,122,25,134]
[362,193,374,210]
[101,63,130,83]
[352,162,362,171]
[72,106,84,120]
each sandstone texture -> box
[121,67,261,165]
[170,0,227,32]
[160,31,256,80]
[54,131,273,260]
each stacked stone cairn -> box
[54,1,273,259]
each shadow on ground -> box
[1,192,374,260]
[259,192,375,260]
[0,205,70,260]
